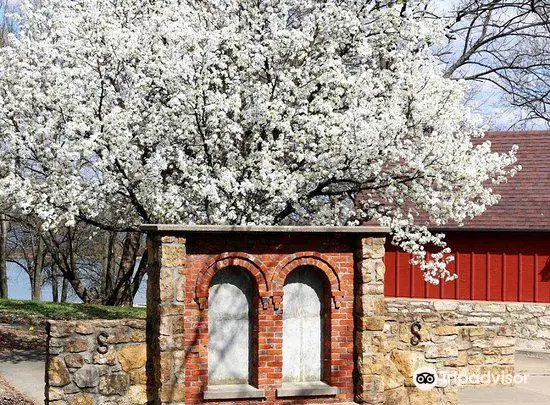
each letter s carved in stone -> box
[410,321,422,346]
[96,331,109,354]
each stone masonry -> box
[46,319,147,405]
[355,237,518,405]
[44,227,528,405]
[146,235,187,404]
[387,298,550,352]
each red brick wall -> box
[181,233,357,405]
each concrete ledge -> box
[276,381,340,398]
[203,384,265,400]
[141,224,390,234]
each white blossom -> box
[0,0,518,283]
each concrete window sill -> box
[203,384,265,400]
[276,381,340,398]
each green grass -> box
[0,298,146,324]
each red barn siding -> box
[384,232,550,303]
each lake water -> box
[5,262,147,305]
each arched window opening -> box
[205,267,264,400]
[279,266,338,397]
[282,266,327,382]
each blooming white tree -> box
[0,0,518,283]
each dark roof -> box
[456,130,550,231]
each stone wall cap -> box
[140,224,390,234]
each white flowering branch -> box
[0,0,518,282]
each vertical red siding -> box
[384,232,550,303]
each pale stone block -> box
[128,385,148,405]
[472,339,491,349]
[510,312,534,320]
[118,344,147,372]
[490,317,506,325]
[356,374,385,404]
[73,365,99,388]
[358,353,386,375]
[391,350,425,378]
[535,328,550,339]
[444,386,459,405]
[375,260,386,281]
[506,303,524,312]
[408,387,443,405]
[362,283,384,296]
[457,302,474,312]
[161,244,186,267]
[361,238,386,259]
[48,387,64,401]
[356,295,386,316]
[361,316,387,331]
[499,355,515,365]
[74,323,95,335]
[500,346,515,355]
[474,303,505,313]
[98,373,130,396]
[424,343,458,359]
[48,357,71,387]
[434,300,458,312]
[492,337,515,348]
[525,304,546,314]
[68,393,94,405]
[355,331,372,353]
[517,338,547,351]
[481,347,501,356]
[175,275,185,302]
[444,351,468,367]
[466,316,491,324]
[382,360,405,390]
[384,386,410,405]
[372,334,398,354]
[433,325,458,336]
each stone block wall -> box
[386,298,550,352]
[355,238,519,405]
[46,319,147,405]
[355,237,458,405]
[383,310,516,384]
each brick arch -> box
[194,252,271,310]
[270,252,343,309]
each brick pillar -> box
[354,236,387,405]
[147,234,186,404]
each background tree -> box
[6,217,48,300]
[0,0,17,299]
[0,212,7,298]
[0,0,519,284]
[4,214,146,305]
[43,223,146,305]
[435,0,550,127]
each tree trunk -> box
[61,276,69,302]
[105,232,141,306]
[101,231,116,297]
[0,214,8,299]
[51,265,59,303]
[43,230,97,303]
[31,238,44,301]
